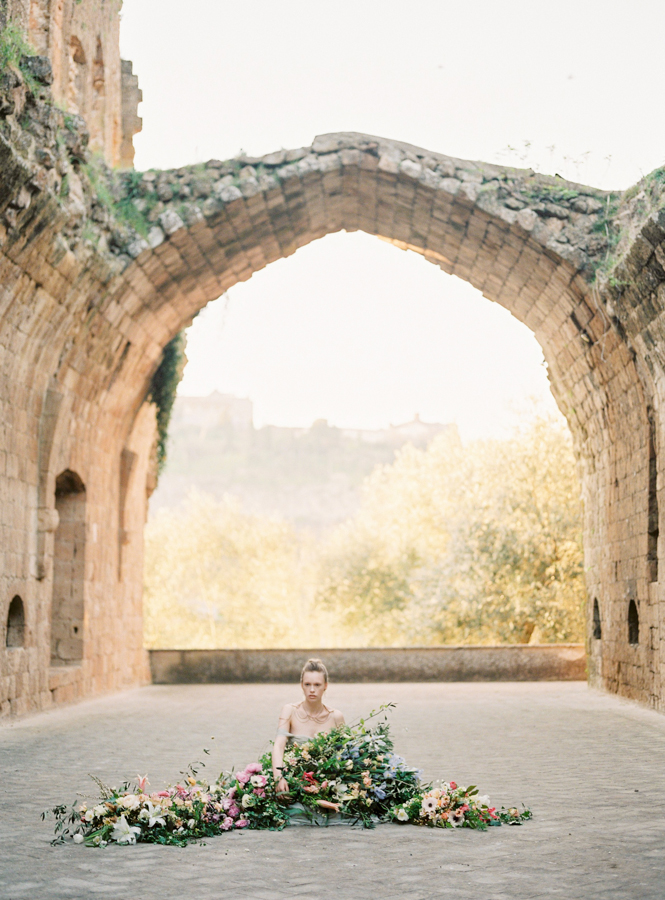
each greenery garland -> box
[148,332,187,473]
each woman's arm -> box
[272,705,292,795]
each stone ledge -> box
[48,664,83,691]
[149,645,586,684]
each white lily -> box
[139,801,166,828]
[111,814,142,844]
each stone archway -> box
[0,127,663,715]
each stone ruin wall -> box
[2,7,665,717]
[3,0,141,166]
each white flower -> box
[241,793,255,808]
[187,818,195,829]
[111,815,142,844]
[72,833,84,844]
[396,808,409,822]
[93,804,107,817]
[83,809,95,822]
[421,796,438,814]
[449,809,465,828]
[139,801,166,828]
[474,795,490,807]
[119,794,140,810]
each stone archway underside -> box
[2,125,665,716]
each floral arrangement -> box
[43,708,530,846]
[263,711,424,827]
[391,783,529,828]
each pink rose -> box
[228,804,240,818]
[245,762,263,774]
[235,818,249,829]
[221,817,234,831]
[237,772,251,785]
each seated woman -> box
[272,658,345,820]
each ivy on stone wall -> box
[148,332,187,473]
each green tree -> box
[316,415,585,645]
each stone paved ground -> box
[2,682,665,900]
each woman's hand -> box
[275,777,290,796]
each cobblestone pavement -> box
[2,682,665,900]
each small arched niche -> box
[628,599,639,646]
[592,598,602,641]
[6,596,25,648]
[51,469,86,666]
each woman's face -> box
[301,671,327,703]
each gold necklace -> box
[295,702,330,724]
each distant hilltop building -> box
[170,393,457,448]
[171,392,254,435]
[153,395,460,529]
[341,413,458,448]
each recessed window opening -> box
[68,36,87,115]
[6,596,25,648]
[592,598,602,640]
[648,409,659,583]
[90,37,105,155]
[628,599,639,646]
[51,469,86,666]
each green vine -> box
[149,332,187,473]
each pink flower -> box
[136,775,149,793]
[227,787,237,799]
[245,763,263,774]
[235,819,249,829]
[450,781,457,791]
[221,817,234,831]
[236,772,251,785]
[157,790,171,798]
[250,774,267,789]
[222,798,233,811]
[254,789,266,798]
[228,804,240,818]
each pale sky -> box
[120,0,665,439]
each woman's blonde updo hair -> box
[300,657,328,683]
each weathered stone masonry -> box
[2,8,665,714]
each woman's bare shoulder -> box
[330,708,345,725]
[278,702,299,720]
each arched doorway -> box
[2,133,662,712]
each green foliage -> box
[145,415,586,648]
[114,170,154,237]
[523,182,580,203]
[316,414,586,645]
[149,332,187,472]
[83,156,114,208]
[0,23,34,72]
[143,492,326,649]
